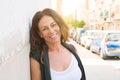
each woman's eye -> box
[42,28,48,31]
[51,23,57,27]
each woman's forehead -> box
[38,16,55,27]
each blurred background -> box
[0,0,120,80]
[49,0,120,30]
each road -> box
[68,38,120,80]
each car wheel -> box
[100,49,107,59]
[90,46,94,53]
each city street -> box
[68,38,120,80]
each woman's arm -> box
[30,58,42,80]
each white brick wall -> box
[0,0,50,80]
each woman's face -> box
[38,15,61,44]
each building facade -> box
[89,0,120,30]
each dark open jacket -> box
[30,42,86,80]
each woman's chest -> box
[49,51,72,71]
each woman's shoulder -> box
[30,50,41,63]
[62,42,76,52]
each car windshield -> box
[106,33,120,41]
[91,32,104,40]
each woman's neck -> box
[47,42,64,53]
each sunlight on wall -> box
[0,0,50,80]
[62,0,80,16]
[50,0,57,10]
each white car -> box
[80,30,103,49]
[90,30,120,59]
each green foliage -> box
[79,20,86,28]
[64,17,85,28]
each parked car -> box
[70,29,76,38]
[80,30,102,49]
[90,30,120,59]
[73,28,87,44]
[90,31,104,53]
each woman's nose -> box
[48,27,54,33]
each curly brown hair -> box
[30,8,70,53]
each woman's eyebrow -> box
[40,21,56,28]
[39,25,47,30]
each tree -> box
[78,20,86,28]
[64,17,86,28]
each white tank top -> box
[50,54,82,80]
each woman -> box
[30,8,86,80]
